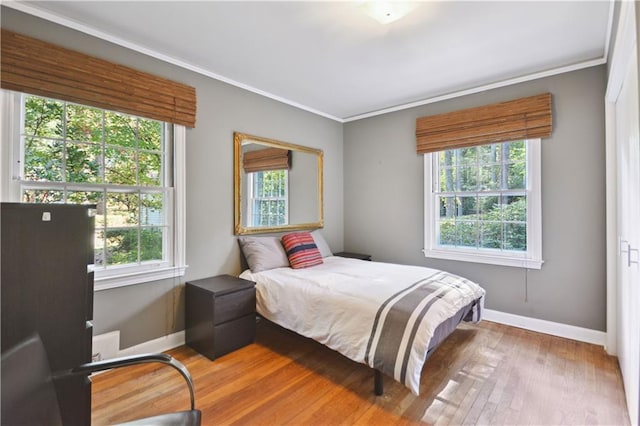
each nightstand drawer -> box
[213,314,256,358]
[186,275,256,360]
[214,287,256,325]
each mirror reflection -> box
[234,132,323,235]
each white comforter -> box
[240,256,485,394]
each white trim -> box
[0,91,16,201]
[3,1,613,124]
[173,125,187,275]
[423,248,543,270]
[94,265,187,291]
[111,310,607,360]
[603,0,638,358]
[605,100,618,355]
[423,139,543,270]
[1,1,342,123]
[117,331,185,357]
[483,309,606,347]
[606,1,637,102]
[603,0,616,63]
[527,139,543,266]
[246,170,289,227]
[344,58,606,122]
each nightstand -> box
[334,251,372,261]
[185,275,256,360]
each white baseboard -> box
[110,309,605,359]
[483,309,606,346]
[117,331,186,357]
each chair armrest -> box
[72,353,196,410]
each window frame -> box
[246,169,289,227]
[1,91,187,290]
[423,138,543,269]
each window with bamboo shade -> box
[416,93,552,154]
[2,91,189,289]
[419,93,550,269]
[1,29,196,128]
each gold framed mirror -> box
[234,132,323,235]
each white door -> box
[615,44,640,426]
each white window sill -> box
[423,248,543,269]
[93,265,188,291]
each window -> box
[424,139,542,269]
[246,170,288,227]
[1,91,186,289]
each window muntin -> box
[436,141,527,251]
[19,94,172,272]
[424,139,542,269]
[246,170,288,227]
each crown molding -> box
[343,57,607,122]
[4,0,614,124]
[2,1,344,123]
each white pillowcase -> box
[311,229,333,258]
[238,231,332,272]
[238,236,289,273]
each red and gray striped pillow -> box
[281,232,323,269]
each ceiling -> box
[7,1,613,122]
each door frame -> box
[605,2,639,424]
[605,0,637,357]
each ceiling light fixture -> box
[359,1,418,25]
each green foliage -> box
[22,95,166,266]
[251,170,287,226]
[24,96,63,137]
[436,141,528,252]
[66,143,101,183]
[24,138,63,182]
[438,141,526,194]
[438,198,527,251]
[104,228,163,265]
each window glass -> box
[434,140,527,252]
[425,139,542,269]
[248,170,288,227]
[19,94,170,270]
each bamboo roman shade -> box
[1,29,196,127]
[416,93,552,154]
[243,148,291,173]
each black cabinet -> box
[185,275,256,360]
[1,203,94,425]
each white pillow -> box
[238,236,289,273]
[311,229,333,258]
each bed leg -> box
[374,370,384,396]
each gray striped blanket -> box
[364,271,484,394]
[241,257,485,396]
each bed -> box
[237,232,485,396]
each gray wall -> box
[343,66,607,331]
[289,150,320,224]
[239,147,320,227]
[1,8,344,349]
[2,7,608,345]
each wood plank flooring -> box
[91,320,630,425]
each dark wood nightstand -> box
[185,275,256,360]
[334,251,372,261]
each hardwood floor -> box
[91,320,630,425]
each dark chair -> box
[1,334,201,426]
